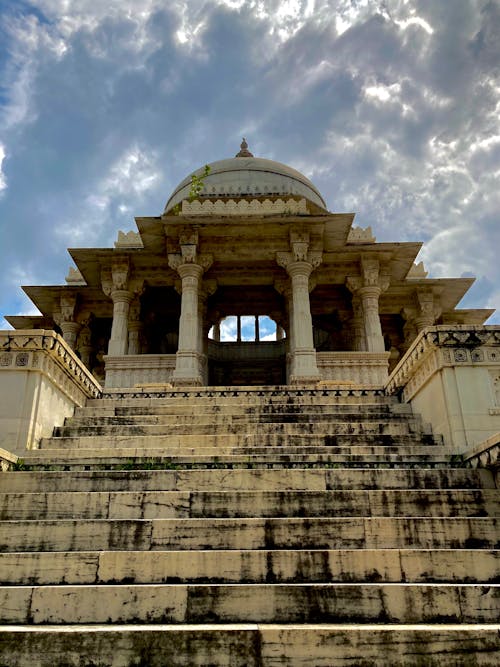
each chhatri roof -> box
[164,139,327,213]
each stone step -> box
[66,412,421,427]
[1,489,498,521]
[77,401,408,418]
[1,583,498,624]
[1,549,498,586]
[56,420,422,437]
[0,468,493,493]
[20,449,455,469]
[2,517,497,552]
[40,433,438,449]
[1,624,499,667]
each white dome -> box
[164,153,326,213]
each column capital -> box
[168,253,213,276]
[276,256,321,277]
[110,289,133,304]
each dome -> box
[164,140,326,213]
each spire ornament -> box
[235,138,254,157]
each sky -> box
[0,0,499,340]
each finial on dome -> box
[236,138,254,158]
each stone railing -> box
[104,354,177,388]
[385,325,500,451]
[462,432,500,472]
[0,330,102,452]
[316,351,390,387]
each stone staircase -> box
[0,386,499,665]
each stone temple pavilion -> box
[4,139,495,392]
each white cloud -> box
[0,145,6,194]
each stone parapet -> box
[0,330,102,452]
[386,325,500,451]
[317,352,390,387]
[104,354,176,388]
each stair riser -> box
[40,433,437,449]
[1,490,497,520]
[0,468,493,493]
[1,550,498,585]
[1,584,498,624]
[1,627,498,667]
[1,518,497,552]
[67,413,421,427]
[56,421,420,437]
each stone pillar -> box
[347,258,389,354]
[236,316,242,342]
[108,290,133,356]
[101,258,141,357]
[59,321,81,350]
[276,325,285,341]
[168,239,213,386]
[277,231,322,384]
[213,321,221,342]
[77,322,93,367]
[415,290,440,332]
[56,294,80,350]
[127,299,143,355]
[254,316,260,342]
[351,295,366,351]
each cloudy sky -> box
[0,0,499,333]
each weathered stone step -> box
[56,420,422,437]
[1,549,498,586]
[1,468,493,493]
[21,449,454,469]
[2,517,497,552]
[40,432,438,449]
[2,489,497,521]
[2,624,498,667]
[1,583,498,624]
[67,411,420,427]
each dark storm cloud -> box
[0,0,498,325]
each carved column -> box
[347,258,389,353]
[276,231,322,383]
[57,294,80,350]
[168,233,213,386]
[77,320,93,367]
[128,299,143,355]
[102,258,142,357]
[415,290,440,332]
[213,321,221,342]
[351,294,366,351]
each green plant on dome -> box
[188,164,211,202]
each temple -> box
[4,139,494,390]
